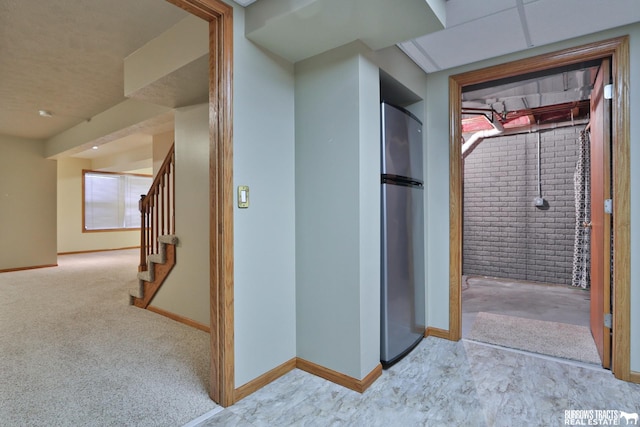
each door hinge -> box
[604,313,612,329]
[604,84,613,100]
[604,199,612,214]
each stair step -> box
[158,234,179,245]
[148,253,164,264]
[131,234,179,307]
[129,280,144,299]
[137,269,154,282]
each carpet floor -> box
[0,249,217,427]
[469,312,601,365]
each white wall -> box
[294,41,429,380]
[424,70,450,331]
[231,2,297,388]
[150,104,210,326]
[57,157,141,253]
[626,25,640,374]
[0,135,57,270]
[424,23,640,372]
[295,42,382,380]
[356,54,382,377]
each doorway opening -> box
[459,60,603,366]
[448,37,632,381]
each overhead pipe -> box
[496,117,589,137]
[461,116,504,160]
[461,117,589,159]
[534,130,545,207]
[462,100,588,122]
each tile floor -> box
[190,276,638,427]
[192,338,640,427]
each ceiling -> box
[0,0,189,142]
[460,61,599,133]
[1,0,639,161]
[399,0,640,73]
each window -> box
[83,170,152,232]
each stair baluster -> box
[139,144,175,273]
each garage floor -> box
[461,275,591,338]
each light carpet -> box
[469,312,601,365]
[0,249,217,427]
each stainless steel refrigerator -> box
[380,102,425,367]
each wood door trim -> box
[165,0,235,405]
[610,37,631,381]
[449,36,632,381]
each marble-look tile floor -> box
[191,337,640,427]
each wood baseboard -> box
[628,370,640,384]
[0,263,57,273]
[425,327,453,340]
[146,305,210,333]
[58,246,139,255]
[234,358,297,403]
[233,357,382,404]
[296,358,382,393]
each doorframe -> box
[165,0,235,406]
[448,36,632,380]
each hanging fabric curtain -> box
[572,129,591,288]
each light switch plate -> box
[238,185,249,208]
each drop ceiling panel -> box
[414,8,528,71]
[445,0,516,27]
[525,0,640,47]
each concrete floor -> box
[461,275,591,338]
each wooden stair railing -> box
[139,143,175,273]
[131,144,176,308]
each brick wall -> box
[462,126,581,285]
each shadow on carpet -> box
[468,312,601,365]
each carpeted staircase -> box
[129,234,178,308]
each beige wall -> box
[152,131,174,177]
[149,104,210,326]
[56,157,142,253]
[0,135,57,270]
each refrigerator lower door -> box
[381,182,426,366]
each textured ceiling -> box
[0,0,188,140]
[2,0,639,157]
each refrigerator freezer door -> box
[381,182,426,365]
[381,103,423,181]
